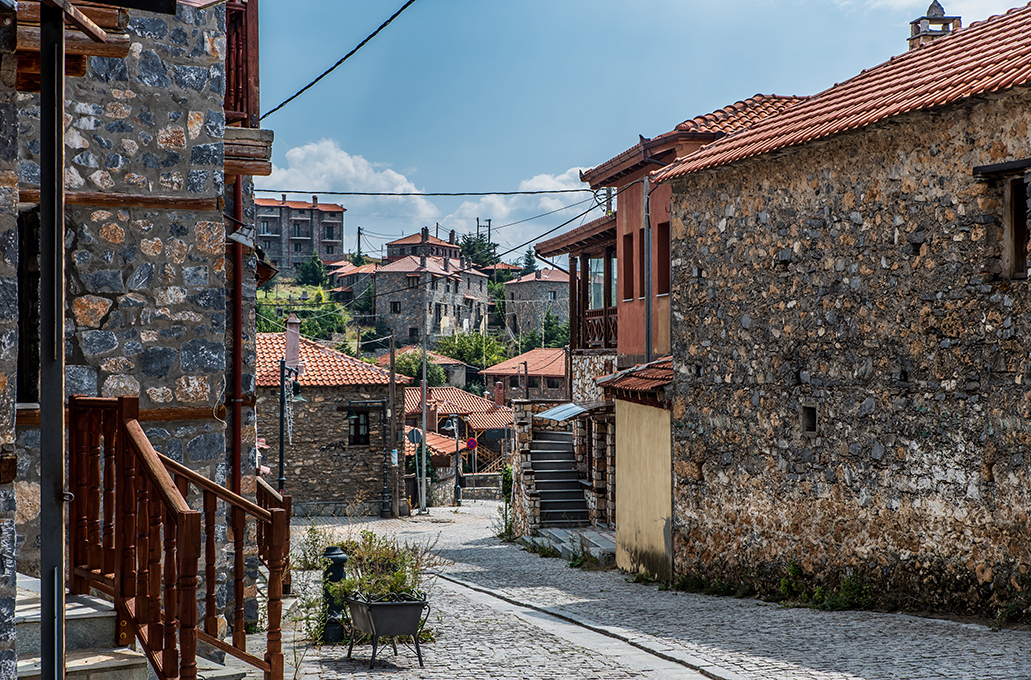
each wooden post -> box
[232,506,246,649]
[203,492,217,636]
[116,397,138,646]
[88,407,103,572]
[264,508,287,680]
[178,510,201,680]
[162,504,179,677]
[102,407,117,577]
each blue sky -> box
[256,0,1019,261]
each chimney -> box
[459,256,466,270]
[908,1,960,50]
[494,381,505,407]
[535,269,542,280]
[285,313,301,369]
[281,194,287,204]
[312,195,318,207]
[420,254,427,269]
[443,257,449,272]
[428,402,438,432]
[421,226,429,243]
[449,229,456,245]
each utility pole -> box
[486,218,492,245]
[419,282,429,514]
[435,222,439,239]
[389,334,398,516]
[476,217,481,239]
[356,226,362,260]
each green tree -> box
[299,303,350,340]
[349,250,369,266]
[519,247,538,275]
[296,252,328,287]
[352,283,375,318]
[460,233,494,268]
[434,332,508,370]
[519,329,542,354]
[542,310,569,348]
[488,280,506,324]
[394,351,445,386]
[256,302,282,333]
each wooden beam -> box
[973,157,1031,177]
[18,52,87,76]
[41,0,107,42]
[19,1,128,30]
[17,405,226,427]
[19,188,219,211]
[17,24,128,58]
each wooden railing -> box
[69,396,288,680]
[582,307,617,349]
[224,0,259,127]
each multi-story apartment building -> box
[375,236,489,343]
[504,268,569,337]
[255,194,346,273]
[384,227,461,263]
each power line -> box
[261,0,420,121]
[255,188,593,197]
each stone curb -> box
[436,572,746,680]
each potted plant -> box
[328,530,435,669]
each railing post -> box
[115,397,139,646]
[68,396,87,594]
[203,492,217,637]
[178,510,201,680]
[232,506,246,651]
[264,507,287,680]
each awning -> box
[534,400,609,422]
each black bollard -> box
[320,545,349,643]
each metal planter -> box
[345,593,429,668]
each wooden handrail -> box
[160,454,272,523]
[255,475,281,502]
[124,420,192,515]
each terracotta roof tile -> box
[255,198,345,213]
[597,356,673,394]
[376,255,487,278]
[403,386,512,430]
[655,4,1031,182]
[480,348,566,378]
[387,233,457,247]
[256,333,411,387]
[505,269,569,285]
[402,426,470,459]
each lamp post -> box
[278,359,304,493]
[443,417,462,507]
[346,398,393,518]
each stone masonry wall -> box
[505,278,568,337]
[376,270,488,344]
[510,399,570,537]
[0,7,17,674]
[15,2,230,618]
[667,86,1031,617]
[256,383,403,516]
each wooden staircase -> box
[529,431,589,526]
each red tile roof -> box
[375,346,467,367]
[402,426,470,459]
[535,213,616,258]
[582,95,806,187]
[480,348,566,378]
[597,356,673,394]
[480,262,522,271]
[375,255,487,278]
[505,268,569,285]
[256,333,411,387]
[255,198,345,213]
[655,4,1031,182]
[403,386,512,430]
[387,233,458,247]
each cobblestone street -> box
[274,501,1031,679]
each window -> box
[528,377,539,388]
[293,243,302,252]
[445,281,451,293]
[430,277,438,291]
[349,411,370,446]
[1009,177,1029,278]
[390,301,401,314]
[263,240,273,251]
[400,247,406,256]
[407,276,418,289]
[588,257,605,309]
[260,220,273,235]
[325,226,335,240]
[480,280,483,291]
[656,221,671,295]
[800,404,817,437]
[547,377,561,389]
[409,327,419,340]
[637,228,646,298]
[547,290,556,301]
[509,376,519,388]
[325,245,335,255]
[465,297,473,307]
[622,233,634,300]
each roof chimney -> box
[494,381,505,407]
[459,256,466,270]
[285,314,301,369]
[449,229,456,245]
[428,402,438,432]
[420,254,427,269]
[281,194,287,204]
[535,269,542,280]
[908,1,960,50]
[312,195,318,207]
[443,256,450,272]
[421,226,429,243]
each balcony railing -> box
[69,396,288,680]
[224,0,259,127]
[582,307,617,349]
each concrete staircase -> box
[15,574,245,680]
[530,431,589,527]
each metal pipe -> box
[643,176,653,363]
[39,5,66,678]
[419,286,428,513]
[278,359,286,493]
[451,417,461,507]
[380,399,390,518]
[232,177,243,495]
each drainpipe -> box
[232,176,244,495]
[643,176,653,363]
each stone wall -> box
[505,277,568,337]
[255,383,403,516]
[510,399,570,537]
[0,7,17,672]
[15,5,230,581]
[581,415,614,527]
[666,87,1031,617]
[571,351,615,402]
[376,269,488,344]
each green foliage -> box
[568,532,600,571]
[434,332,508,370]
[519,246,538,275]
[501,464,513,498]
[256,302,282,333]
[817,576,869,611]
[394,351,445,386]
[328,529,440,600]
[525,540,560,559]
[542,310,569,348]
[349,250,369,266]
[299,304,349,340]
[459,233,494,268]
[352,283,375,317]
[488,280,507,323]
[296,252,328,287]
[259,276,277,296]
[519,330,542,354]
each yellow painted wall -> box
[615,399,672,581]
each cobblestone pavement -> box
[285,501,1031,680]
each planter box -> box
[345,594,428,668]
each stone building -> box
[653,3,1031,616]
[403,384,512,460]
[375,345,472,388]
[374,245,489,343]
[255,321,408,516]
[480,348,568,404]
[504,268,569,338]
[384,226,460,263]
[255,194,345,273]
[3,0,279,672]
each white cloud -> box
[834,0,1017,22]
[256,139,439,225]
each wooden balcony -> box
[582,307,617,349]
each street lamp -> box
[278,359,304,494]
[442,417,462,507]
[346,399,393,518]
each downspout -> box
[232,176,243,495]
[643,176,653,363]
